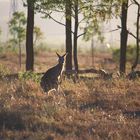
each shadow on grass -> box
[123,110,140,118]
[79,99,122,111]
[0,110,25,130]
[79,101,100,110]
[0,109,72,135]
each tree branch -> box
[78,17,86,25]
[117,25,140,42]
[77,32,86,38]
[35,3,74,34]
[40,10,66,26]
[128,31,139,41]
[109,28,120,32]
[133,0,140,6]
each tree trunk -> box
[120,0,128,74]
[26,0,34,71]
[19,40,21,69]
[65,0,72,71]
[73,0,79,72]
[91,37,94,67]
[132,2,140,70]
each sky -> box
[0,0,138,49]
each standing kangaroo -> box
[40,52,67,93]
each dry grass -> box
[0,50,117,73]
[0,76,139,140]
[0,51,140,139]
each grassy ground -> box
[0,74,140,140]
[0,50,117,73]
[0,51,140,140]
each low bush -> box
[18,71,41,83]
[112,44,139,63]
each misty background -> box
[0,0,137,49]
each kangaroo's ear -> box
[63,52,68,57]
[56,52,61,58]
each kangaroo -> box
[40,52,67,93]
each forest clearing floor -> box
[0,76,140,140]
[0,51,139,140]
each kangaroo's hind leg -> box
[40,80,49,93]
[52,80,59,93]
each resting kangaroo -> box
[40,52,67,93]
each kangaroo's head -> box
[56,52,67,64]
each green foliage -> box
[8,11,26,47]
[83,22,105,42]
[35,0,122,43]
[35,0,64,11]
[18,71,41,83]
[112,45,139,62]
[81,0,121,41]
[33,26,43,46]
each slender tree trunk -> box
[18,22,22,69]
[65,0,72,71]
[132,2,140,70]
[91,37,94,67]
[73,0,79,72]
[19,40,21,69]
[26,0,34,71]
[120,0,128,74]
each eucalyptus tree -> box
[72,0,115,72]
[34,0,73,71]
[72,0,122,72]
[98,0,138,74]
[113,0,139,73]
[65,0,73,72]
[34,0,128,74]
[73,0,79,72]
[81,0,130,74]
[26,0,35,71]
[9,11,26,68]
[22,0,36,71]
[72,0,106,72]
[108,0,139,73]
[120,0,128,73]
[131,0,140,71]
[34,0,80,72]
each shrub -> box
[18,71,41,83]
[112,44,139,63]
